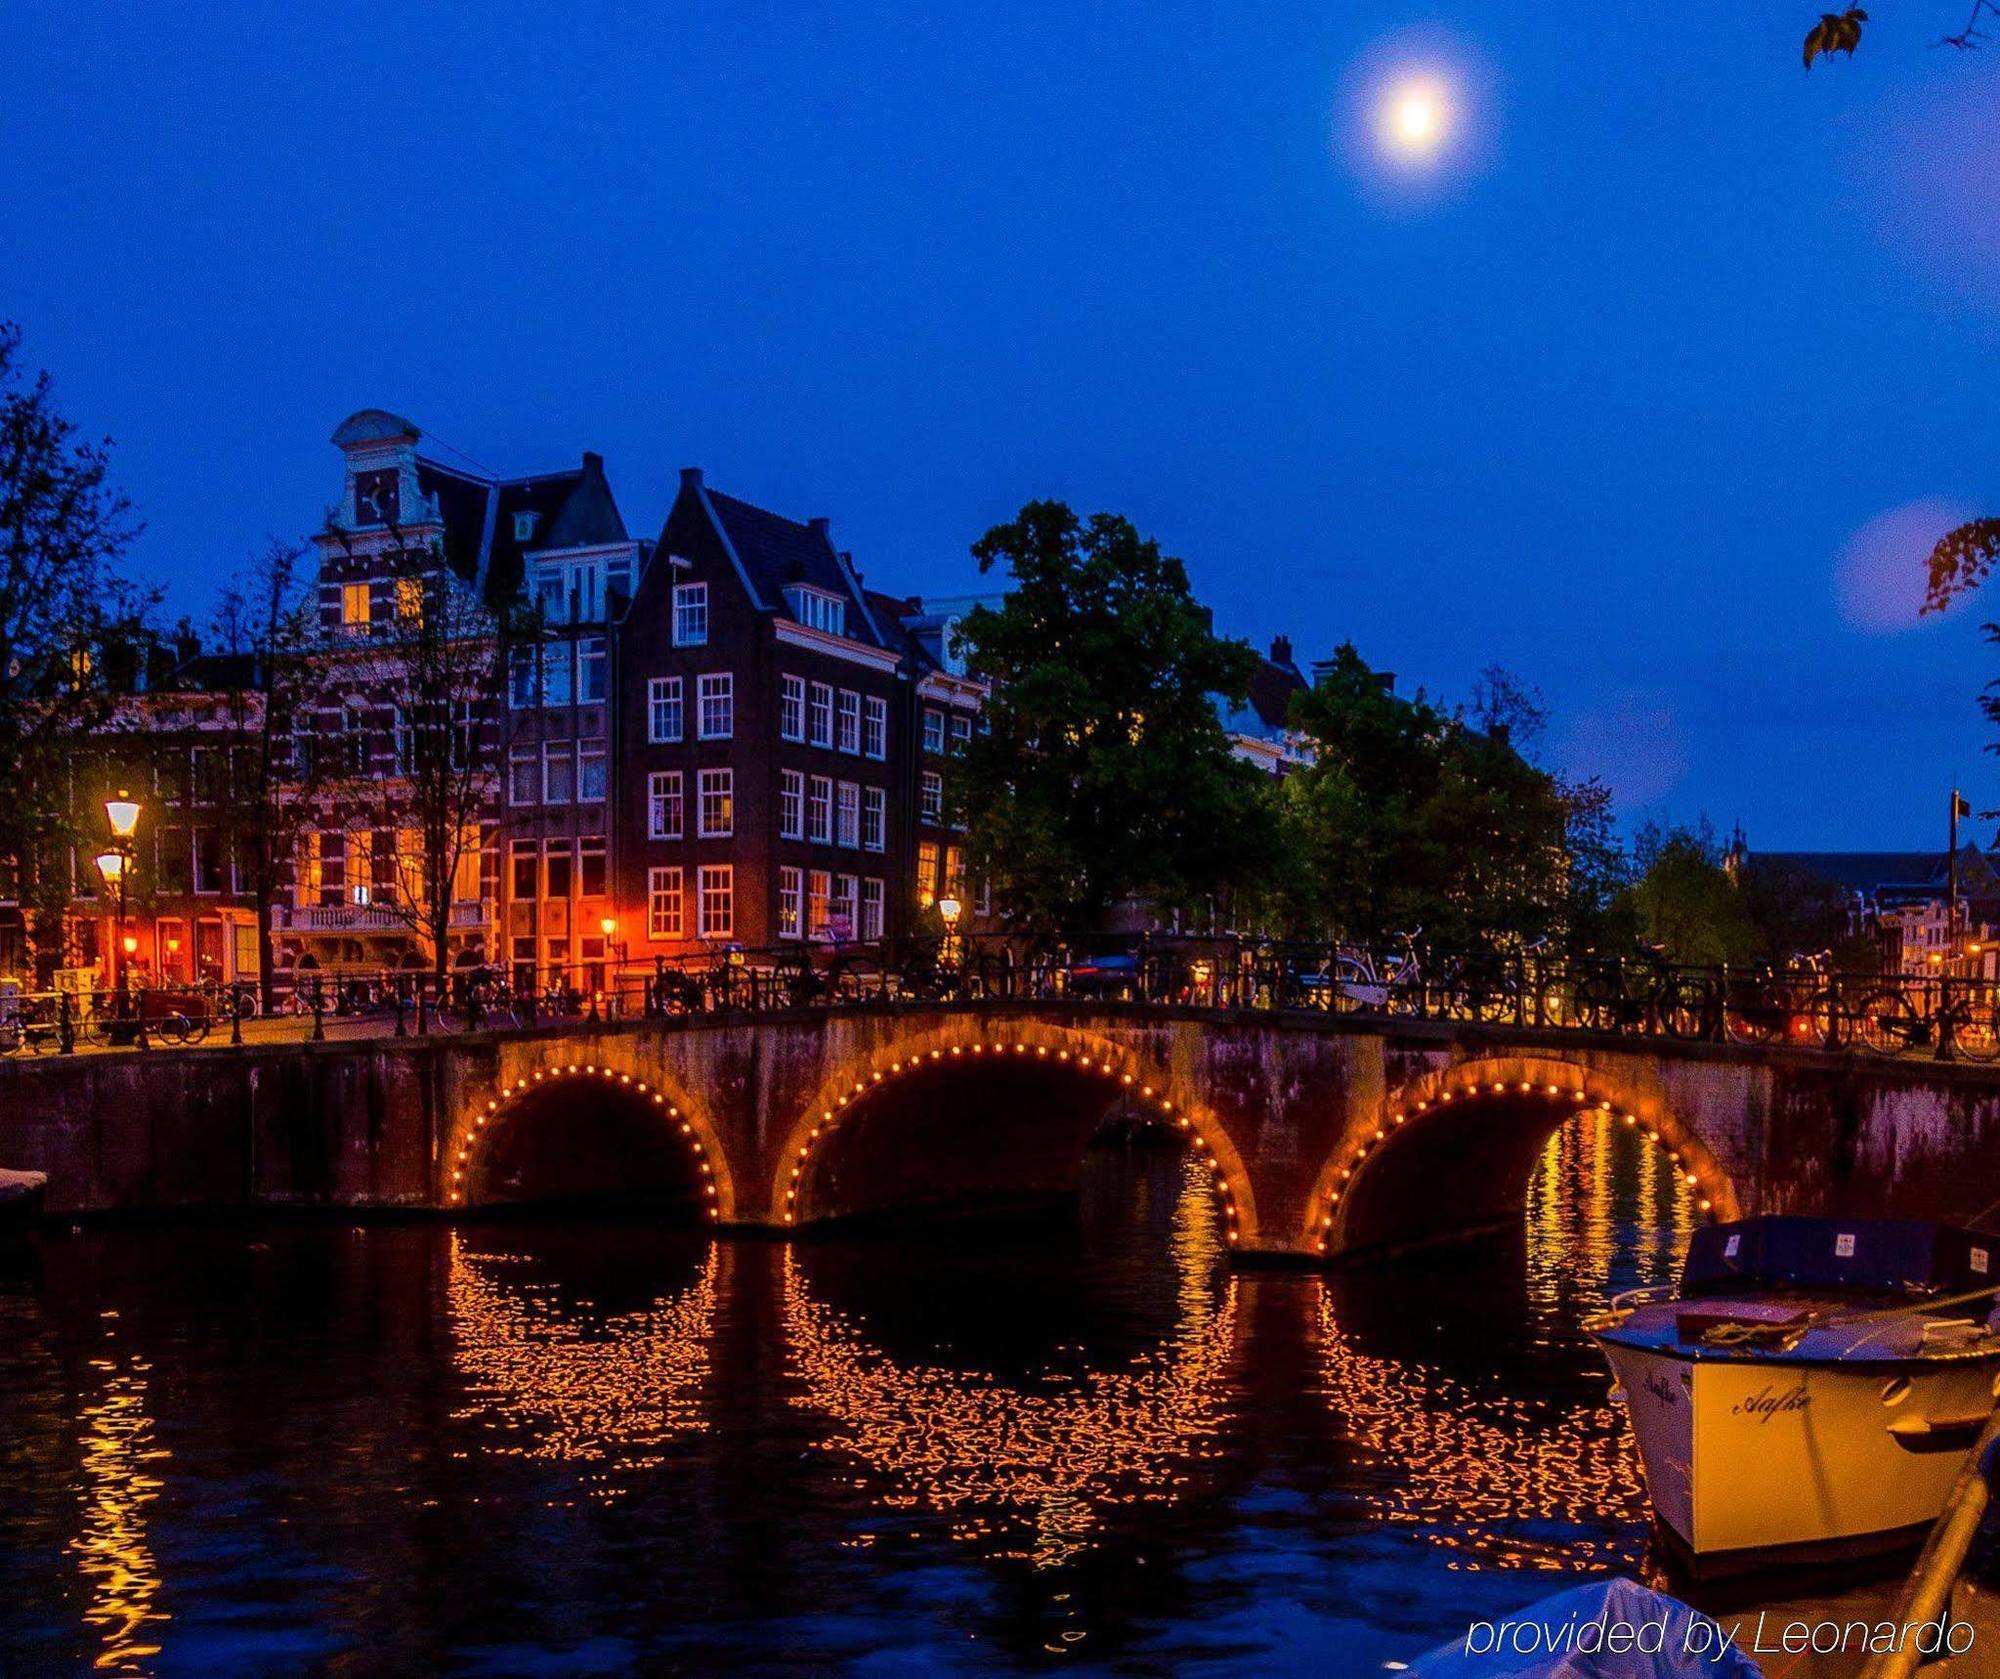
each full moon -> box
[1378,73,1453,162]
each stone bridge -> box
[9,1003,2000,1260]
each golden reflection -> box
[447,1235,719,1498]
[1325,1115,1696,1573]
[782,1154,1238,1568]
[68,1319,168,1674]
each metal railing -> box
[11,935,2000,1061]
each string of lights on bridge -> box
[1318,1079,1718,1256]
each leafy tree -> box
[0,323,152,978]
[1737,852,1873,965]
[1272,647,1619,949]
[1619,820,1759,966]
[952,501,1279,938]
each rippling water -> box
[0,1115,1696,1676]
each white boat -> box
[1590,1216,2000,1575]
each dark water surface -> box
[0,1118,1697,1676]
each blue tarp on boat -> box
[1406,1579,1761,1677]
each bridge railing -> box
[9,937,2000,1062]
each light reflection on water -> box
[0,1114,1705,1673]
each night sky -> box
[6,4,1998,848]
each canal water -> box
[0,1118,1725,1676]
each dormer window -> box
[785,585,845,638]
[514,511,539,544]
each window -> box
[192,748,226,805]
[648,771,683,840]
[698,768,734,838]
[780,674,806,742]
[917,840,939,900]
[193,827,224,894]
[697,672,734,740]
[921,771,944,822]
[862,695,887,760]
[541,643,573,708]
[779,769,805,840]
[578,738,607,802]
[508,644,537,709]
[785,585,846,637]
[807,775,833,844]
[542,740,576,804]
[832,874,858,938]
[342,582,371,629]
[808,869,831,934]
[673,581,708,646]
[578,635,607,703]
[649,866,683,939]
[836,690,860,754]
[514,510,539,544]
[808,682,834,748]
[945,844,965,902]
[778,866,803,939]
[510,839,537,901]
[862,787,886,852]
[509,744,539,806]
[861,878,885,941]
[648,676,682,743]
[951,713,973,744]
[835,781,860,849]
[579,836,606,898]
[544,839,573,899]
[697,864,733,937]
[923,709,946,753]
[396,576,424,624]
[295,832,322,909]
[976,877,993,917]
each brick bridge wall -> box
[8,1005,2000,1260]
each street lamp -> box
[96,789,142,1038]
[937,895,962,967]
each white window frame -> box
[672,581,708,647]
[835,781,859,849]
[836,690,861,754]
[647,770,683,840]
[508,743,539,806]
[778,865,804,940]
[808,681,834,748]
[542,739,576,804]
[779,769,805,841]
[921,770,944,822]
[862,695,887,760]
[648,865,683,939]
[862,786,886,853]
[923,709,946,753]
[697,864,733,938]
[780,673,806,742]
[647,676,683,744]
[577,634,607,703]
[697,672,734,741]
[807,774,833,845]
[861,877,885,940]
[578,738,607,803]
[698,767,734,838]
[808,868,831,934]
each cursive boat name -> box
[1732,1383,1809,1423]
[1642,1372,1678,1407]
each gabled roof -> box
[407,452,629,607]
[694,485,889,648]
[1760,848,1993,898]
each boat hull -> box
[1596,1336,1999,1567]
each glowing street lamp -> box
[937,895,963,967]
[96,788,142,1005]
[105,791,141,841]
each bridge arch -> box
[446,1058,735,1220]
[771,1021,1259,1246]
[1310,1053,1741,1259]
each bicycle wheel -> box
[1950,1000,2000,1062]
[154,1014,190,1045]
[1721,980,1784,1046]
[1656,974,1712,1040]
[1852,990,1919,1056]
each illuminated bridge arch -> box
[447,1058,735,1221]
[771,1021,1259,1247]
[1309,1053,1741,1259]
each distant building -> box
[1758,846,2000,977]
[1220,635,1311,776]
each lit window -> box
[836,691,861,754]
[808,682,833,748]
[808,869,831,934]
[673,581,708,647]
[697,672,733,740]
[649,866,683,939]
[779,770,805,840]
[395,577,424,624]
[648,771,682,840]
[342,582,372,629]
[862,696,887,760]
[648,676,682,744]
[697,864,733,937]
[917,840,939,899]
[832,874,858,938]
[698,768,734,838]
[780,674,805,742]
[778,866,803,940]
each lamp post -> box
[937,895,962,969]
[94,790,144,1047]
[599,915,624,1017]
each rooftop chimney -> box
[1270,634,1293,667]
[582,450,604,473]
[679,466,703,491]
[809,516,831,540]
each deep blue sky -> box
[6,3,1999,847]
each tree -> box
[1737,852,1872,965]
[952,501,1279,938]
[208,541,350,1010]
[1618,820,1759,966]
[329,520,512,988]
[1271,647,1619,950]
[0,322,152,979]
